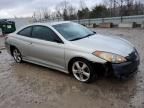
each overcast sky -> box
[0,0,102,18]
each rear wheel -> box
[12,48,22,63]
[71,59,97,83]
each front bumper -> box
[111,50,140,79]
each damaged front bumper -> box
[111,50,140,79]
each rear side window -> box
[32,26,59,42]
[17,27,32,37]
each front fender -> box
[65,49,107,70]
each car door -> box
[15,26,33,58]
[28,25,65,70]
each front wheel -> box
[12,48,22,63]
[71,59,97,83]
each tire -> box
[12,48,22,63]
[70,58,97,83]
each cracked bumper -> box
[112,50,140,79]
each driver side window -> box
[32,25,62,43]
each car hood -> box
[71,34,134,57]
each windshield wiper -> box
[70,33,95,41]
[70,37,85,41]
[83,33,95,38]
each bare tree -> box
[123,0,134,15]
[32,11,37,22]
[56,0,70,20]
[55,6,62,18]
[79,0,87,10]
[34,9,42,21]
[42,8,51,20]
[68,5,77,20]
[103,0,111,16]
[77,0,90,19]
[33,0,144,22]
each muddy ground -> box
[0,36,4,49]
[0,28,144,108]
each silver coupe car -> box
[5,21,140,83]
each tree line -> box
[33,0,144,21]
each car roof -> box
[30,21,72,27]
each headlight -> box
[93,51,127,63]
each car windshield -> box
[53,23,95,41]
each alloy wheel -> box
[13,49,22,63]
[72,61,90,82]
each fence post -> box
[89,18,90,26]
[78,19,80,24]
[102,18,104,23]
[121,16,123,23]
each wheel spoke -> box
[13,52,16,56]
[79,74,84,81]
[72,68,78,74]
[17,57,21,61]
[82,71,90,78]
[75,62,81,69]
[14,55,17,60]
[17,53,20,56]
[82,63,87,70]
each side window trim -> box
[31,25,64,44]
